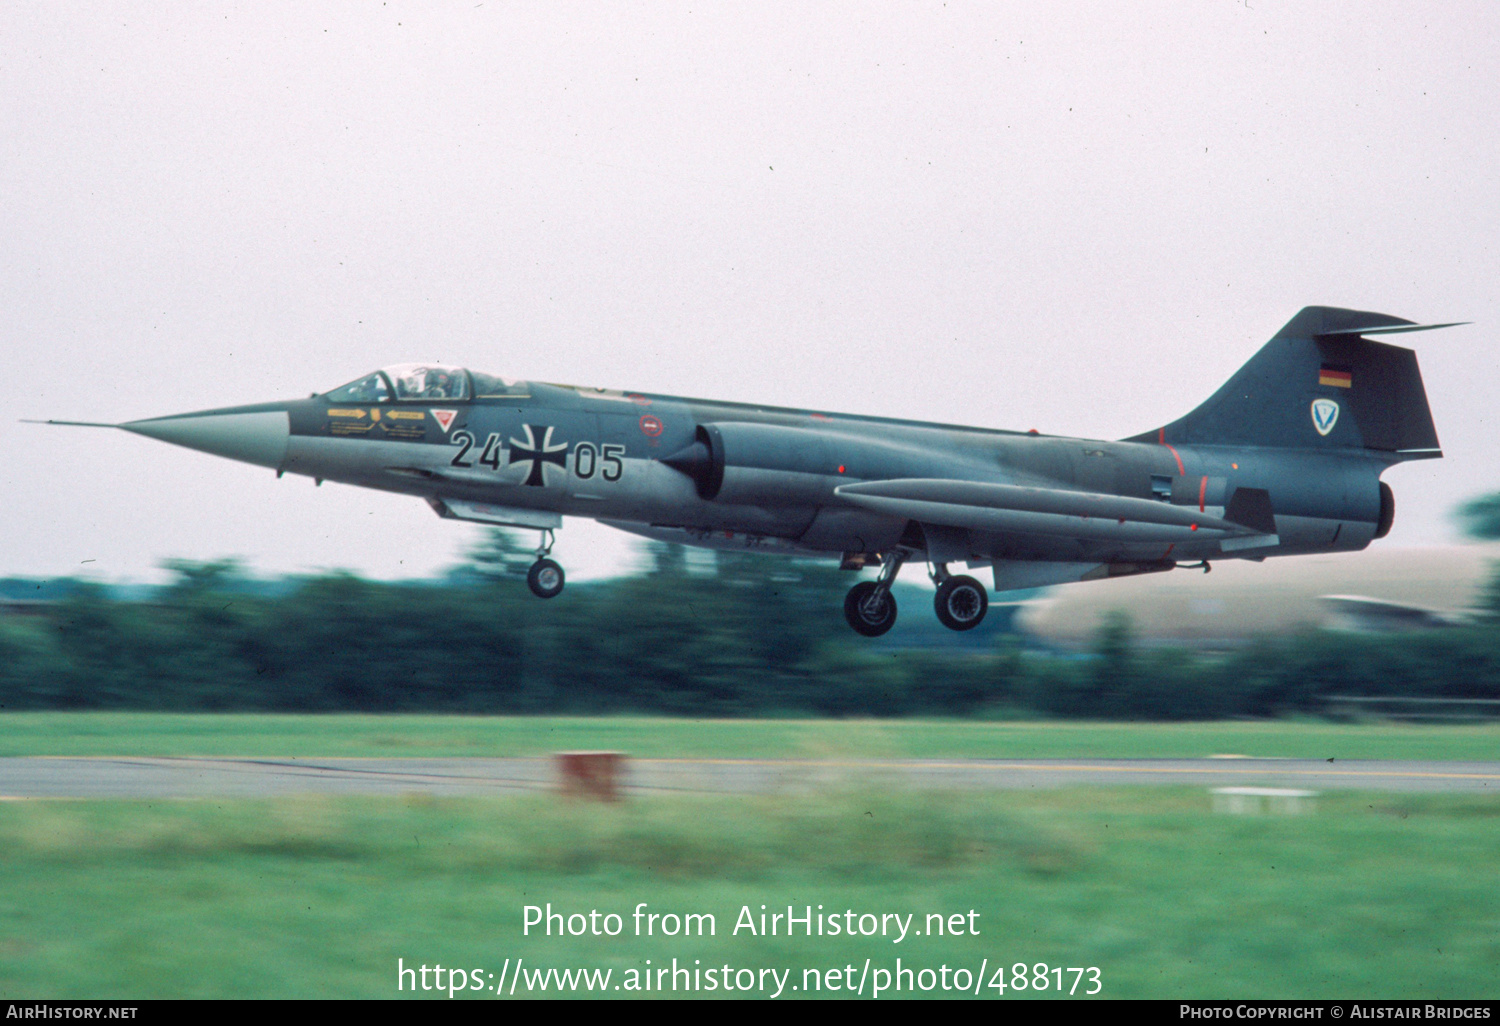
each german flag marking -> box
[1319,366,1352,388]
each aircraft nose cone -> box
[122,408,290,470]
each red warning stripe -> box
[1198,475,1207,512]
[1164,442,1185,476]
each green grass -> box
[0,712,1497,760]
[0,788,1494,999]
[0,714,1491,998]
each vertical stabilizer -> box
[1126,306,1458,460]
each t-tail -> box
[1126,306,1462,461]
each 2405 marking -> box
[450,431,624,483]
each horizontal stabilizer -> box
[836,478,1262,543]
[1314,322,1468,337]
[1273,306,1467,339]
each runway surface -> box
[0,756,1495,798]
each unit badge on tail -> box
[1311,398,1340,436]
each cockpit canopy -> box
[324,365,528,403]
[383,364,468,400]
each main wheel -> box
[934,574,988,630]
[526,558,565,599]
[843,580,898,637]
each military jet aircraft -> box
[34,306,1458,636]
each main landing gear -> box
[841,556,991,636]
[526,529,565,599]
[931,565,988,631]
[843,550,906,637]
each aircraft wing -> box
[834,478,1265,543]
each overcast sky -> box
[3,2,1495,584]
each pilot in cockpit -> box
[425,370,459,399]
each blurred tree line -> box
[0,529,1498,719]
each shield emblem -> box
[1311,398,1340,436]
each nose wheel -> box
[933,572,988,631]
[526,529,565,599]
[527,558,565,598]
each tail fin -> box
[1127,306,1462,460]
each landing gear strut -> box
[843,550,907,637]
[526,529,565,599]
[931,564,988,631]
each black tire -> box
[526,558,565,599]
[934,574,988,631]
[843,580,898,637]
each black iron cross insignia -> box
[508,424,568,486]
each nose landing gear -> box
[526,529,566,599]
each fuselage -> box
[125,370,1389,579]
[71,304,1446,635]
